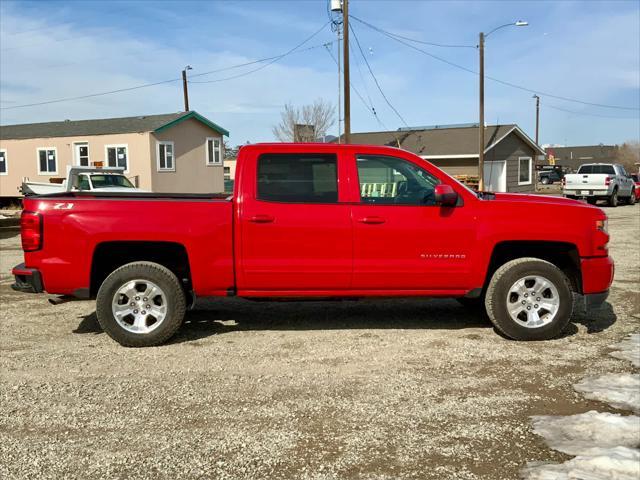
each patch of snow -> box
[0,214,7,219]
[531,411,640,456]
[521,447,640,480]
[609,334,640,368]
[574,374,640,413]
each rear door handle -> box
[249,214,275,223]
[358,216,386,224]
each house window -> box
[37,148,57,174]
[206,137,222,165]
[106,145,128,171]
[74,142,90,166]
[0,149,7,175]
[157,141,175,171]
[223,166,231,180]
[518,157,532,185]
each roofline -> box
[344,124,514,137]
[485,125,544,155]
[153,111,229,137]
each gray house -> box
[341,123,544,193]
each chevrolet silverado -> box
[12,144,613,347]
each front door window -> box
[357,155,440,205]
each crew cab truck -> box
[12,144,613,347]
[563,163,636,207]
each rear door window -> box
[257,153,338,203]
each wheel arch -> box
[90,241,192,297]
[484,241,582,293]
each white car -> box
[562,163,636,207]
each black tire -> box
[485,258,573,341]
[608,189,618,207]
[540,177,550,185]
[96,262,186,347]
[627,190,636,205]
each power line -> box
[349,39,375,111]
[0,78,182,110]
[351,15,640,112]
[324,44,390,131]
[189,22,330,84]
[350,20,474,49]
[349,22,410,128]
[544,103,639,119]
[1,25,333,111]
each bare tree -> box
[615,141,640,174]
[272,99,336,142]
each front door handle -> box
[358,216,386,224]
[249,214,275,223]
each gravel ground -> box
[1,203,638,480]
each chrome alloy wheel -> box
[506,275,560,329]
[111,279,168,334]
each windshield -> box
[89,174,134,189]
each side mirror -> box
[434,184,458,206]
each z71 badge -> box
[53,203,74,210]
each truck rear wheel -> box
[608,189,618,207]
[485,258,573,341]
[96,262,186,347]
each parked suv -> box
[563,163,636,206]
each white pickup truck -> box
[21,167,146,196]
[563,163,636,207]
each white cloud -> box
[0,6,341,144]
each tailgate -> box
[564,174,609,191]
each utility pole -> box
[478,32,485,191]
[182,65,192,112]
[476,21,528,191]
[342,0,351,144]
[533,94,540,145]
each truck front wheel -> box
[96,262,186,347]
[485,258,573,341]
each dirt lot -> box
[1,204,638,480]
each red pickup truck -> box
[12,144,613,347]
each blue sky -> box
[1,0,638,147]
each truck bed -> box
[20,194,235,297]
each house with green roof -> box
[0,111,229,197]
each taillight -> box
[21,211,42,252]
[605,176,611,186]
[561,177,566,187]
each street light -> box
[478,21,528,191]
